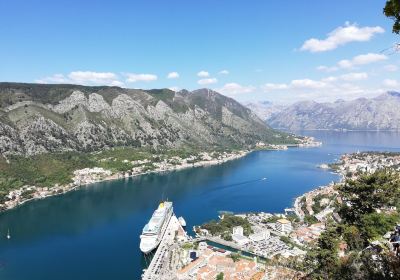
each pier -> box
[141,215,185,280]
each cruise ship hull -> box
[139,237,159,254]
[139,202,173,254]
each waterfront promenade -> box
[142,215,186,280]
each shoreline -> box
[0,150,251,213]
[0,137,321,213]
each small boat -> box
[261,177,267,181]
[178,217,186,227]
[6,229,10,240]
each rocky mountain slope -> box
[266,92,400,131]
[243,101,285,121]
[0,83,292,156]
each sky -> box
[0,0,399,104]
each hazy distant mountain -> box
[0,83,293,156]
[267,92,400,131]
[244,101,285,120]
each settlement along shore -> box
[168,151,400,279]
[0,136,320,213]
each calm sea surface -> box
[0,131,399,280]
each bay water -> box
[0,131,399,280]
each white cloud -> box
[301,22,384,52]
[317,65,339,72]
[290,79,327,89]
[262,79,328,92]
[262,83,289,91]
[257,72,386,103]
[35,73,69,84]
[169,86,180,92]
[340,72,368,81]
[109,80,125,87]
[198,78,218,85]
[218,70,229,75]
[125,73,158,83]
[321,76,338,83]
[338,53,387,68]
[68,71,118,84]
[383,64,398,72]
[217,83,255,96]
[36,71,124,87]
[167,72,179,79]
[383,79,400,88]
[197,71,210,77]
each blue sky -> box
[1,0,399,103]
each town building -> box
[232,226,244,236]
[232,226,250,246]
[249,229,270,242]
[276,219,292,234]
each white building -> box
[232,226,249,246]
[232,226,244,236]
[249,229,270,242]
[232,234,250,246]
[276,219,292,234]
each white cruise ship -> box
[140,201,173,254]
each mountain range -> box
[246,92,400,131]
[0,83,292,156]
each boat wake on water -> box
[199,177,268,195]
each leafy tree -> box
[360,212,399,241]
[229,253,241,262]
[342,225,364,251]
[339,170,400,225]
[384,0,400,34]
[306,170,400,279]
[201,215,253,236]
[216,272,224,280]
[305,227,341,279]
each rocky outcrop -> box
[0,83,290,156]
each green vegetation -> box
[384,0,400,34]
[181,243,194,250]
[145,89,190,113]
[0,83,124,108]
[304,214,318,225]
[300,196,309,216]
[216,272,224,280]
[0,145,232,203]
[280,236,296,249]
[201,214,253,239]
[306,170,400,279]
[229,253,241,262]
[0,152,95,202]
[339,169,400,225]
[262,215,281,224]
[312,193,329,214]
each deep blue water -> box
[0,131,399,280]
